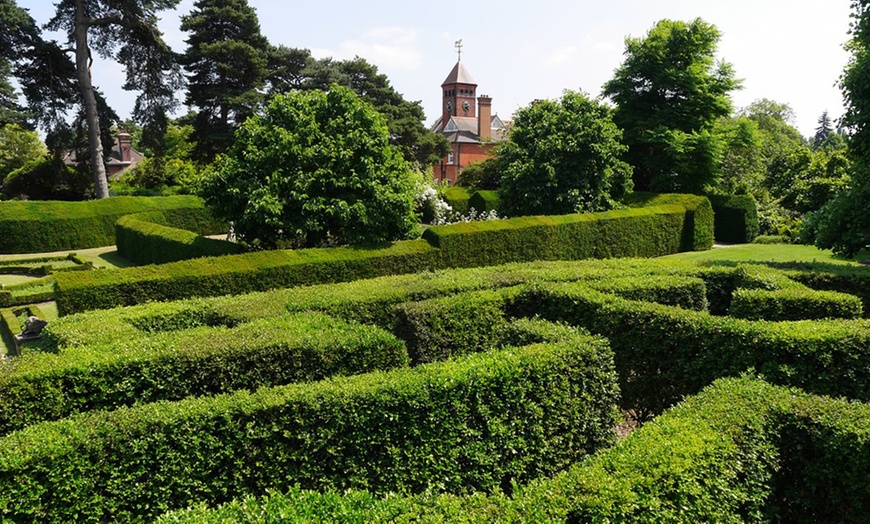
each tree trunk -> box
[74,0,110,199]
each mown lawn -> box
[662,243,870,266]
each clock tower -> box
[441,60,477,124]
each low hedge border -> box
[730,287,863,320]
[157,377,870,523]
[510,281,870,418]
[707,194,760,243]
[0,312,408,435]
[0,336,619,523]
[55,201,709,315]
[116,211,244,265]
[0,308,19,356]
[0,196,211,254]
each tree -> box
[45,0,181,199]
[812,110,834,149]
[496,91,633,217]
[0,123,46,178]
[456,157,501,190]
[266,52,449,167]
[200,86,418,249]
[602,18,740,193]
[809,0,870,257]
[181,0,270,162]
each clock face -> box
[446,101,453,111]
[462,101,471,112]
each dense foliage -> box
[496,91,633,216]
[603,18,740,193]
[200,87,418,249]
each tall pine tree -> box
[181,0,269,162]
[46,0,181,198]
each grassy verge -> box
[661,243,870,266]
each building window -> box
[447,151,454,164]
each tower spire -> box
[455,39,463,62]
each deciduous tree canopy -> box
[200,86,418,249]
[496,90,633,216]
[603,18,740,193]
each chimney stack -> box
[477,95,492,140]
[118,132,132,163]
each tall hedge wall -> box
[0,196,211,254]
[157,377,870,523]
[707,194,760,243]
[468,190,499,213]
[440,186,472,214]
[55,202,708,314]
[0,337,619,523]
[622,192,715,251]
[115,211,243,265]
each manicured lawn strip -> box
[157,378,870,523]
[0,338,619,523]
[0,313,407,435]
[511,282,870,417]
[0,196,211,254]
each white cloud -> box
[312,27,423,71]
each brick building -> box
[431,60,507,185]
[63,132,144,179]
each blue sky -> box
[19,0,852,137]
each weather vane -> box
[455,39,463,62]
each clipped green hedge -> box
[510,282,870,418]
[422,205,689,269]
[393,288,512,364]
[468,190,499,213]
[55,203,707,315]
[116,211,243,265]
[0,313,407,435]
[622,192,715,251]
[0,337,619,523]
[730,287,863,320]
[158,378,870,523]
[0,196,210,254]
[707,194,760,243]
[440,186,472,214]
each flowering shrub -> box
[417,185,505,225]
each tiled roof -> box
[441,61,477,86]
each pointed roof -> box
[441,61,477,86]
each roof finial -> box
[455,39,463,62]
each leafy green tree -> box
[715,116,764,196]
[809,0,870,257]
[267,52,449,168]
[2,155,92,200]
[200,86,418,249]
[0,123,46,178]
[181,0,269,162]
[456,157,501,190]
[496,90,632,216]
[44,0,181,199]
[602,18,740,193]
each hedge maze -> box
[1,255,868,522]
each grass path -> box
[661,243,869,266]
[0,245,133,270]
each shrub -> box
[157,378,870,523]
[115,211,243,265]
[510,282,870,418]
[0,313,408,435]
[707,194,760,243]
[0,195,211,254]
[622,192,715,250]
[440,186,472,214]
[730,288,863,320]
[468,190,499,213]
[0,338,619,522]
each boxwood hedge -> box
[157,377,870,523]
[0,313,408,435]
[115,211,244,265]
[730,287,863,320]
[468,190,499,213]
[622,192,715,251]
[55,199,711,315]
[0,196,211,254]
[707,194,760,243]
[0,335,619,523]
